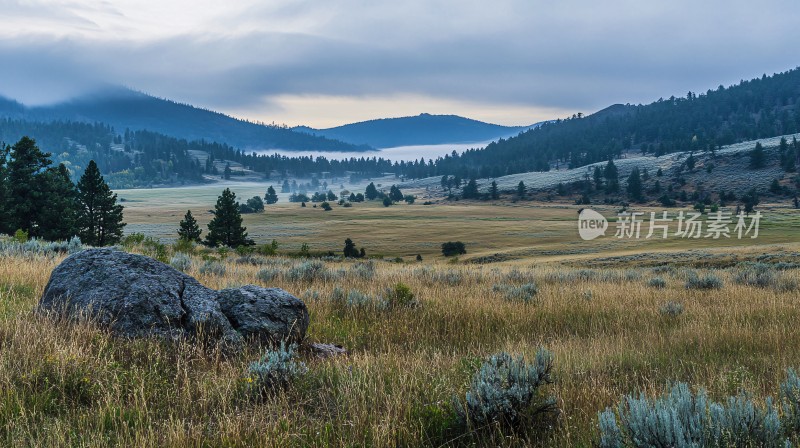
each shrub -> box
[173,238,196,254]
[13,229,29,243]
[284,260,330,282]
[256,268,280,283]
[648,277,667,288]
[246,342,307,396]
[349,261,376,280]
[733,262,777,288]
[381,282,418,309]
[441,241,467,257]
[659,301,684,317]
[493,283,538,303]
[685,272,724,290]
[320,201,332,211]
[199,260,227,276]
[782,368,800,436]
[598,382,786,448]
[169,253,192,272]
[454,349,556,427]
[346,289,376,308]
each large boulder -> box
[39,249,308,345]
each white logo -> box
[578,209,608,240]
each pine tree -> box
[462,178,479,199]
[223,163,232,180]
[281,179,290,193]
[38,164,80,241]
[365,182,378,200]
[343,238,358,258]
[626,167,644,201]
[517,181,526,198]
[604,159,619,193]
[389,185,404,202]
[205,188,252,247]
[77,160,126,246]
[750,142,766,169]
[178,210,202,242]
[0,143,9,234]
[490,181,499,199]
[6,136,52,235]
[264,185,279,204]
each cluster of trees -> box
[441,241,466,257]
[178,188,254,248]
[0,137,125,245]
[343,238,366,258]
[363,182,414,206]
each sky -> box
[0,0,798,128]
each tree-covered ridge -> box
[431,68,800,178]
[0,87,368,153]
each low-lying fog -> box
[254,140,494,162]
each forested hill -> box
[293,113,537,148]
[0,87,368,152]
[432,67,800,177]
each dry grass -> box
[2,245,800,446]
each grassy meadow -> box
[1,194,800,446]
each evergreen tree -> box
[490,181,499,199]
[517,181,526,198]
[604,159,620,193]
[389,185,404,202]
[626,167,644,201]
[462,178,479,199]
[205,188,253,247]
[343,238,359,258]
[38,164,80,241]
[223,163,232,179]
[365,182,378,200]
[750,142,766,169]
[264,185,279,204]
[178,210,202,242]
[0,143,9,234]
[593,166,604,190]
[742,188,760,215]
[685,153,696,170]
[6,136,52,235]
[281,179,291,193]
[77,160,126,246]
[382,197,392,207]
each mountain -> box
[293,113,540,148]
[0,87,368,152]
[428,67,800,178]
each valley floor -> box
[1,200,799,446]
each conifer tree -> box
[77,160,126,246]
[626,167,644,202]
[490,181,499,199]
[462,178,479,199]
[517,181,526,198]
[6,136,52,235]
[264,185,279,204]
[750,142,766,169]
[604,159,619,193]
[38,164,80,241]
[365,182,378,200]
[205,188,252,247]
[178,210,202,242]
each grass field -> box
[1,196,800,446]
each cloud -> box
[0,0,798,125]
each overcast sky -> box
[1,0,798,128]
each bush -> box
[349,260,376,280]
[599,382,786,448]
[320,201,332,211]
[199,260,227,276]
[381,282,418,309]
[13,229,29,243]
[648,277,667,288]
[782,368,800,435]
[685,272,724,290]
[454,349,556,427]
[169,253,192,272]
[659,301,684,317]
[256,268,280,283]
[441,241,467,257]
[284,260,330,282]
[733,262,777,288]
[246,342,307,396]
[493,283,538,303]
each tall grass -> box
[1,248,800,446]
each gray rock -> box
[309,342,347,359]
[39,249,308,345]
[217,285,309,344]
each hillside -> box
[293,113,538,148]
[0,87,367,152]
[429,68,800,179]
